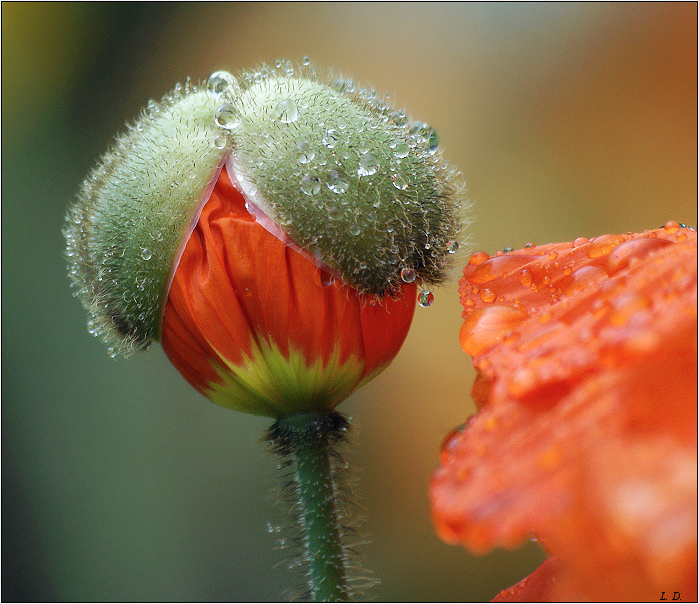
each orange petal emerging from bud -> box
[161,166,417,417]
[432,224,697,601]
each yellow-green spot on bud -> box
[65,60,463,356]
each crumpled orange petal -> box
[161,165,417,416]
[431,223,697,601]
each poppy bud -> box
[65,60,462,415]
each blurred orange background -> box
[3,3,695,601]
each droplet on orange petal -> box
[606,237,673,276]
[459,305,528,356]
[587,233,624,258]
[663,220,681,234]
[518,268,533,286]
[467,251,490,266]
[467,254,533,284]
[563,265,607,295]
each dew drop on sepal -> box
[400,267,416,283]
[207,70,237,95]
[327,170,349,194]
[214,104,241,129]
[275,98,299,123]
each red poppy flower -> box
[161,165,418,417]
[431,223,697,601]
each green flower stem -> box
[267,411,351,602]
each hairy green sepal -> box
[230,73,459,295]
[65,83,229,354]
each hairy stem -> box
[267,411,351,602]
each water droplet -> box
[358,151,380,176]
[214,104,241,129]
[146,99,160,118]
[459,305,528,356]
[663,220,681,234]
[564,265,606,295]
[392,141,410,158]
[141,248,152,261]
[207,70,236,94]
[275,98,299,123]
[467,254,532,284]
[323,129,341,148]
[302,56,310,66]
[572,237,589,248]
[327,170,349,194]
[447,240,459,254]
[519,268,533,286]
[350,225,361,236]
[295,141,315,164]
[468,251,490,266]
[605,237,672,276]
[409,122,439,154]
[300,175,321,195]
[400,267,416,283]
[587,233,623,258]
[212,135,227,149]
[480,288,496,303]
[418,290,434,307]
[392,172,409,190]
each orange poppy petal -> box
[431,224,697,601]
[491,557,559,602]
[161,165,417,416]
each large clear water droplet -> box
[275,98,299,123]
[141,248,152,261]
[214,104,241,129]
[400,267,416,283]
[392,141,410,159]
[358,151,380,176]
[296,141,315,164]
[327,170,349,194]
[300,175,321,195]
[447,240,459,254]
[207,71,237,94]
[410,122,439,154]
[418,290,434,307]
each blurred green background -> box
[3,2,696,601]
